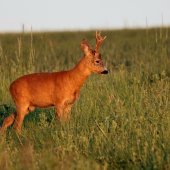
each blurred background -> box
[0,0,170,32]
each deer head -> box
[81,31,108,75]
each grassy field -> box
[0,27,170,169]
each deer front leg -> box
[55,104,65,122]
[55,104,72,123]
[64,104,72,122]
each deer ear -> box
[81,39,93,54]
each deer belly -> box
[30,93,54,108]
[31,100,54,108]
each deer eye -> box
[95,60,99,63]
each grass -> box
[0,27,170,169]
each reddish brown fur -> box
[1,31,108,133]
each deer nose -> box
[101,70,108,74]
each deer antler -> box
[94,31,106,53]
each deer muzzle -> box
[101,70,108,75]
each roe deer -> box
[1,31,108,133]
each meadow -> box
[0,27,170,169]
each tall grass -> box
[0,28,170,169]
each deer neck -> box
[69,56,91,88]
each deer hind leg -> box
[1,111,17,133]
[11,98,32,133]
[13,106,31,134]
